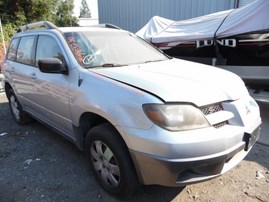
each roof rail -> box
[17,21,58,33]
[104,24,121,29]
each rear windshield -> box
[64,30,168,68]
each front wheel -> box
[7,89,32,125]
[85,123,139,196]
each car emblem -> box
[245,104,251,115]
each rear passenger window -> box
[7,38,19,61]
[16,36,35,65]
[36,35,66,65]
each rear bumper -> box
[129,125,261,187]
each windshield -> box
[64,30,168,68]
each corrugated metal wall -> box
[98,0,237,32]
[239,0,256,7]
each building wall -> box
[98,0,237,32]
[239,0,257,7]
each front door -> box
[29,35,73,138]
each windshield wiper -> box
[88,63,125,68]
[102,63,123,67]
[144,59,164,63]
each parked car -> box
[2,21,261,196]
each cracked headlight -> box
[143,104,210,131]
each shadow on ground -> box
[0,95,184,201]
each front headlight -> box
[143,104,210,131]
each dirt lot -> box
[0,93,269,202]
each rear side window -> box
[7,38,19,60]
[16,36,35,65]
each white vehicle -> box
[2,21,261,196]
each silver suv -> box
[2,21,261,196]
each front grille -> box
[200,103,223,115]
[213,121,228,128]
[200,103,227,128]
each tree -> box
[0,0,78,49]
[0,0,60,41]
[0,0,58,25]
[0,0,78,28]
[79,0,91,18]
[55,0,78,26]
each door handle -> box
[10,67,15,73]
[30,73,37,80]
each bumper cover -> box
[130,126,261,187]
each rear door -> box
[5,35,37,109]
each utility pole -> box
[0,19,4,91]
[0,19,6,55]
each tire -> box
[7,89,32,125]
[85,123,139,196]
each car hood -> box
[90,59,247,106]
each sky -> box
[73,0,98,18]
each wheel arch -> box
[73,112,129,153]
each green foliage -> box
[2,23,17,42]
[0,0,78,44]
[79,0,91,18]
[55,0,78,27]
[0,0,58,25]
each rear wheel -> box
[85,123,139,196]
[7,89,32,124]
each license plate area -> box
[243,126,261,151]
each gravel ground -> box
[0,93,269,202]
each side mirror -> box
[38,58,68,75]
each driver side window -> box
[36,35,66,66]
